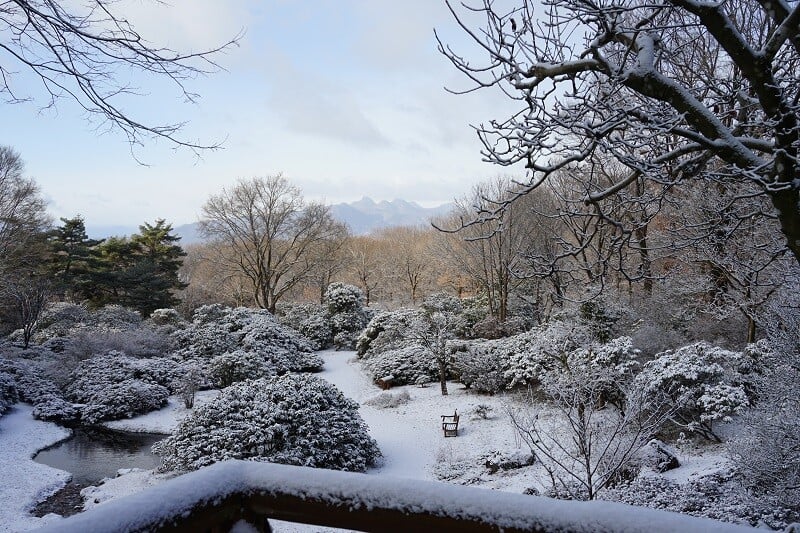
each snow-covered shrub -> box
[65,352,179,422]
[208,350,274,388]
[300,314,333,350]
[63,326,173,360]
[173,306,321,374]
[0,358,59,401]
[29,304,146,346]
[632,342,751,440]
[458,295,490,339]
[0,357,80,424]
[172,364,204,409]
[90,305,143,330]
[450,341,508,394]
[363,390,411,409]
[0,370,17,415]
[452,321,598,393]
[543,336,639,409]
[432,447,535,485]
[278,304,331,351]
[324,282,364,314]
[324,283,368,350]
[361,345,438,386]
[482,449,536,473]
[149,308,184,327]
[31,394,81,424]
[728,339,800,514]
[470,404,494,420]
[153,374,381,472]
[470,316,528,340]
[578,299,621,343]
[33,302,90,340]
[421,292,463,314]
[355,308,423,357]
[66,352,180,395]
[605,471,797,529]
[79,380,170,424]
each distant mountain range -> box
[330,197,453,235]
[85,197,454,244]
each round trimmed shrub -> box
[153,374,381,472]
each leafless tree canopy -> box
[438,0,800,263]
[0,1,237,149]
[198,175,349,313]
[0,145,49,269]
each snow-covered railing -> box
[34,460,754,532]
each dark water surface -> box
[34,427,165,485]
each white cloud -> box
[261,47,391,148]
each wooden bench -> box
[441,410,459,437]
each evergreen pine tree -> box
[48,215,102,298]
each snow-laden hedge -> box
[451,321,599,393]
[278,303,331,351]
[0,370,17,415]
[153,374,381,472]
[65,352,179,423]
[361,345,438,386]
[355,308,423,357]
[632,342,753,440]
[26,303,144,345]
[0,357,80,424]
[207,350,274,388]
[172,305,322,374]
[324,283,369,349]
[604,470,797,529]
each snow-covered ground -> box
[102,390,219,434]
[320,349,517,480]
[0,350,732,531]
[0,405,72,532]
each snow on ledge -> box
[32,460,755,533]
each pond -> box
[34,427,166,485]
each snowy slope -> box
[0,405,72,532]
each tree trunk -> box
[746,316,756,344]
[439,358,449,396]
[770,187,800,266]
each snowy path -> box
[0,405,72,532]
[316,350,518,481]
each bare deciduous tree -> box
[0,146,50,341]
[1,1,237,149]
[440,177,531,322]
[438,0,800,265]
[508,364,675,500]
[376,226,437,305]
[199,175,345,313]
[0,146,49,268]
[0,272,50,348]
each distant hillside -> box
[331,197,453,235]
[84,197,452,245]
[172,223,203,246]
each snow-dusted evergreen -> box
[172,305,322,374]
[65,352,179,423]
[324,283,370,349]
[633,342,753,441]
[153,374,380,472]
[0,370,16,416]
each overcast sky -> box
[1,1,520,230]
